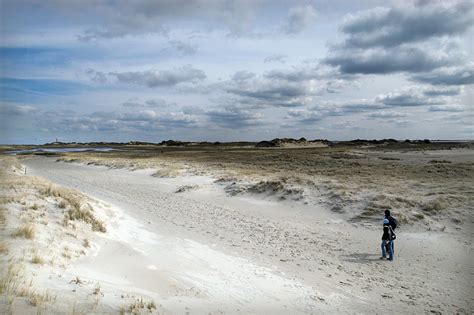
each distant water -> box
[5,147,115,155]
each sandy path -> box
[23,157,473,314]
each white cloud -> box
[86,65,207,88]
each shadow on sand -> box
[340,252,382,264]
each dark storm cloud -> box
[411,65,474,86]
[341,2,473,48]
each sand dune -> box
[0,154,469,313]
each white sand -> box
[20,156,474,313]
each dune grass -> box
[41,184,106,233]
[62,247,72,259]
[422,198,446,212]
[0,264,23,295]
[65,205,106,233]
[29,290,55,307]
[31,251,44,265]
[12,223,36,239]
[58,199,67,209]
[57,143,474,228]
[126,297,157,314]
[0,156,107,312]
[82,238,90,248]
[0,206,6,225]
[1,157,105,234]
[0,242,8,255]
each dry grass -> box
[29,290,55,306]
[0,263,56,307]
[69,276,83,285]
[71,303,86,315]
[0,242,8,255]
[0,264,23,295]
[58,143,474,228]
[12,223,36,239]
[0,206,6,225]
[0,196,16,205]
[1,159,104,234]
[39,183,106,232]
[147,301,157,310]
[65,205,106,233]
[0,157,106,311]
[422,198,447,212]
[126,297,157,314]
[58,199,67,209]
[413,212,425,220]
[83,238,90,248]
[62,247,71,259]
[31,251,44,265]
[93,283,102,296]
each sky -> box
[0,0,473,144]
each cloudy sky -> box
[0,0,473,144]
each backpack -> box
[389,216,397,230]
[390,227,396,240]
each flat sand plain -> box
[1,142,473,313]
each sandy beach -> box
[1,143,472,314]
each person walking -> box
[380,210,397,261]
[380,218,395,260]
[384,209,397,256]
